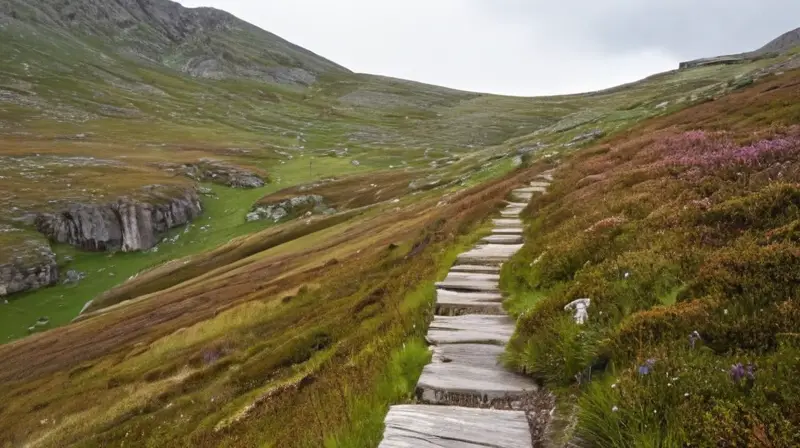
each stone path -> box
[379,174,552,447]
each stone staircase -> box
[379,173,552,448]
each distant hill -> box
[0,0,349,84]
[680,26,800,70]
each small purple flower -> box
[730,363,745,383]
[638,359,656,376]
[689,331,702,349]
[730,363,756,384]
[745,364,756,381]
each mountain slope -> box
[680,25,800,69]
[0,0,348,84]
[756,26,800,55]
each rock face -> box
[0,239,58,297]
[35,187,202,252]
[247,195,333,223]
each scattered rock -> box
[569,129,605,144]
[351,160,361,167]
[158,159,266,188]
[63,270,86,285]
[0,235,58,297]
[248,195,334,223]
[516,142,548,155]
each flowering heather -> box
[658,129,800,170]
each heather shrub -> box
[503,74,800,446]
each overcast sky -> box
[177,0,800,96]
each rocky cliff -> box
[0,235,58,297]
[35,187,202,252]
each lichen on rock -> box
[0,228,58,297]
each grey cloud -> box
[177,0,798,95]
[474,0,800,59]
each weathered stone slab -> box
[493,218,522,228]
[436,289,505,315]
[515,186,547,194]
[427,315,515,345]
[380,405,532,448]
[491,227,523,235]
[417,344,538,407]
[449,264,501,274]
[482,234,524,244]
[445,272,500,281]
[500,209,524,218]
[538,172,554,182]
[457,244,523,264]
[530,181,550,188]
[512,192,533,201]
[437,289,503,303]
[505,201,528,208]
[436,278,499,293]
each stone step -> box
[530,181,550,188]
[435,279,499,293]
[512,192,533,202]
[417,344,538,408]
[493,218,523,228]
[445,272,501,281]
[500,209,523,218]
[505,201,528,208]
[492,227,523,235]
[379,405,532,448]
[437,289,504,303]
[538,172,554,182]
[427,314,516,345]
[482,234,524,244]
[457,244,523,265]
[435,289,505,316]
[449,264,501,274]
[515,186,548,194]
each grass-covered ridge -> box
[502,69,800,446]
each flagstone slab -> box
[435,289,505,315]
[482,234,524,244]
[491,227,523,235]
[427,315,515,345]
[457,244,523,264]
[417,344,538,406]
[379,405,532,448]
[493,218,522,228]
[449,264,502,274]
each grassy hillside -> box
[0,166,543,447]
[2,0,790,343]
[502,69,800,447]
[2,2,800,446]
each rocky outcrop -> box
[35,187,202,252]
[158,159,266,188]
[247,195,334,223]
[0,237,58,297]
